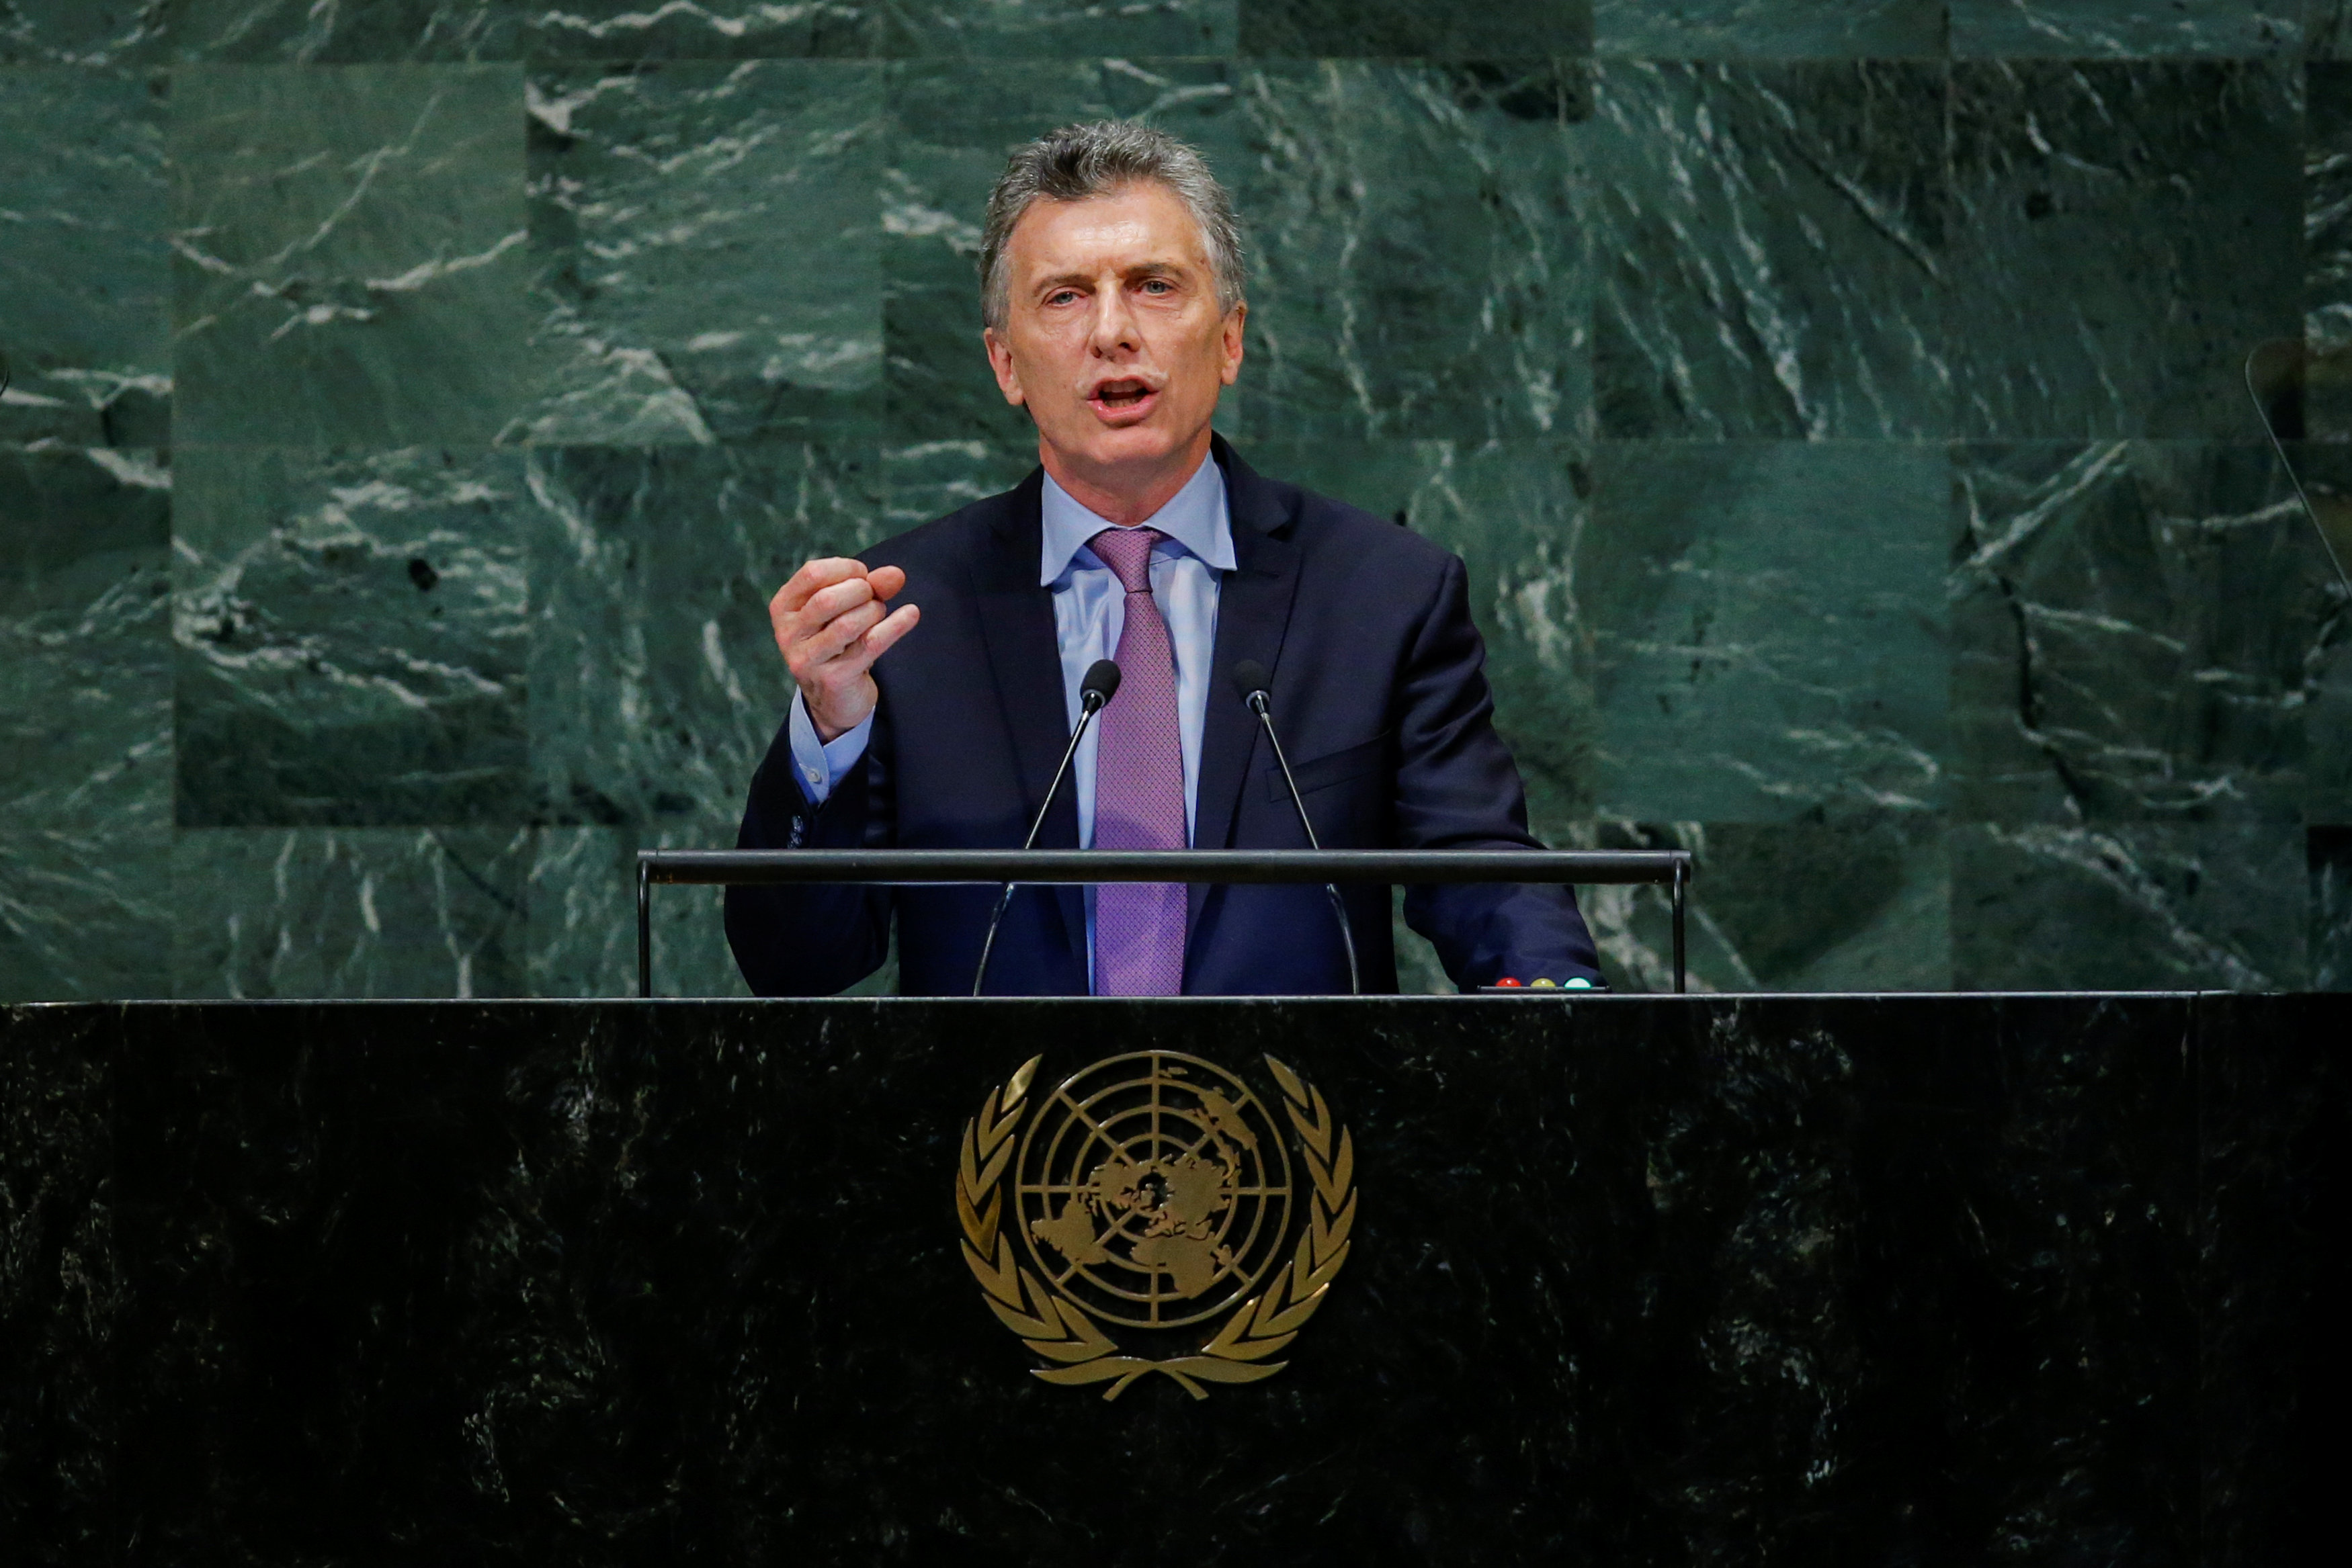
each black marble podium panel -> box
[1,996,2342,1565]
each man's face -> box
[983,182,1244,488]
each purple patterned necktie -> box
[1088,526,1187,996]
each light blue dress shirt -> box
[787,455,1234,856]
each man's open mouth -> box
[1089,378,1158,412]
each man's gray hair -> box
[978,120,1246,332]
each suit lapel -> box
[1190,438,1304,923]
[970,470,1085,959]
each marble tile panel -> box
[1583,442,1949,825]
[2306,62,2352,365]
[1238,0,1591,56]
[0,1,164,64]
[2320,0,2352,57]
[1593,0,1948,58]
[1589,61,1949,441]
[1684,819,1949,993]
[6,3,1247,64]
[514,60,883,447]
[878,438,1041,533]
[1537,818,1952,995]
[2270,443,2352,818]
[0,829,173,1000]
[881,56,1238,445]
[1232,60,1587,445]
[526,821,898,996]
[527,820,744,998]
[523,443,883,828]
[879,0,1234,57]
[1950,0,2300,58]
[0,448,173,834]
[2314,633,2352,822]
[2314,825,2352,989]
[1949,443,2337,824]
[521,1,875,60]
[169,63,533,448]
[1947,60,2300,440]
[0,2,876,64]
[1,1,506,64]
[0,67,170,448]
[1951,820,2306,990]
[169,826,532,997]
[172,446,530,828]
[183,0,513,62]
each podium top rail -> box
[638,848,1690,887]
[634,848,1691,996]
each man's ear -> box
[1218,302,1247,388]
[983,326,1027,407]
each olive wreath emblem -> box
[956,1053,1357,1401]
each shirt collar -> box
[1038,452,1236,587]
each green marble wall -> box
[3,1,2345,998]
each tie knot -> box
[1089,526,1163,593]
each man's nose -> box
[1087,288,1140,356]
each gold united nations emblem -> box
[956,1050,1357,1400]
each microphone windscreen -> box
[1081,658,1122,704]
[1230,659,1271,703]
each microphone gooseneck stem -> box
[1249,694,1362,997]
[971,691,1105,997]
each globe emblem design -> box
[1015,1051,1295,1329]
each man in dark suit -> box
[726,121,1601,996]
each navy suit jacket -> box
[725,436,1602,996]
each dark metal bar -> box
[636,856,652,1000]
[633,847,1693,996]
[1671,857,1687,996]
[640,847,1688,887]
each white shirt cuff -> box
[786,693,874,805]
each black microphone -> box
[972,658,1121,995]
[1230,660,1360,996]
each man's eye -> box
[1046,290,1079,306]
[1141,279,1172,294]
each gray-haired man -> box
[728,121,1602,996]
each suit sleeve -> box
[1390,554,1604,988]
[723,695,896,996]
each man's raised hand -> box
[769,558,920,742]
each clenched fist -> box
[769,558,921,741]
